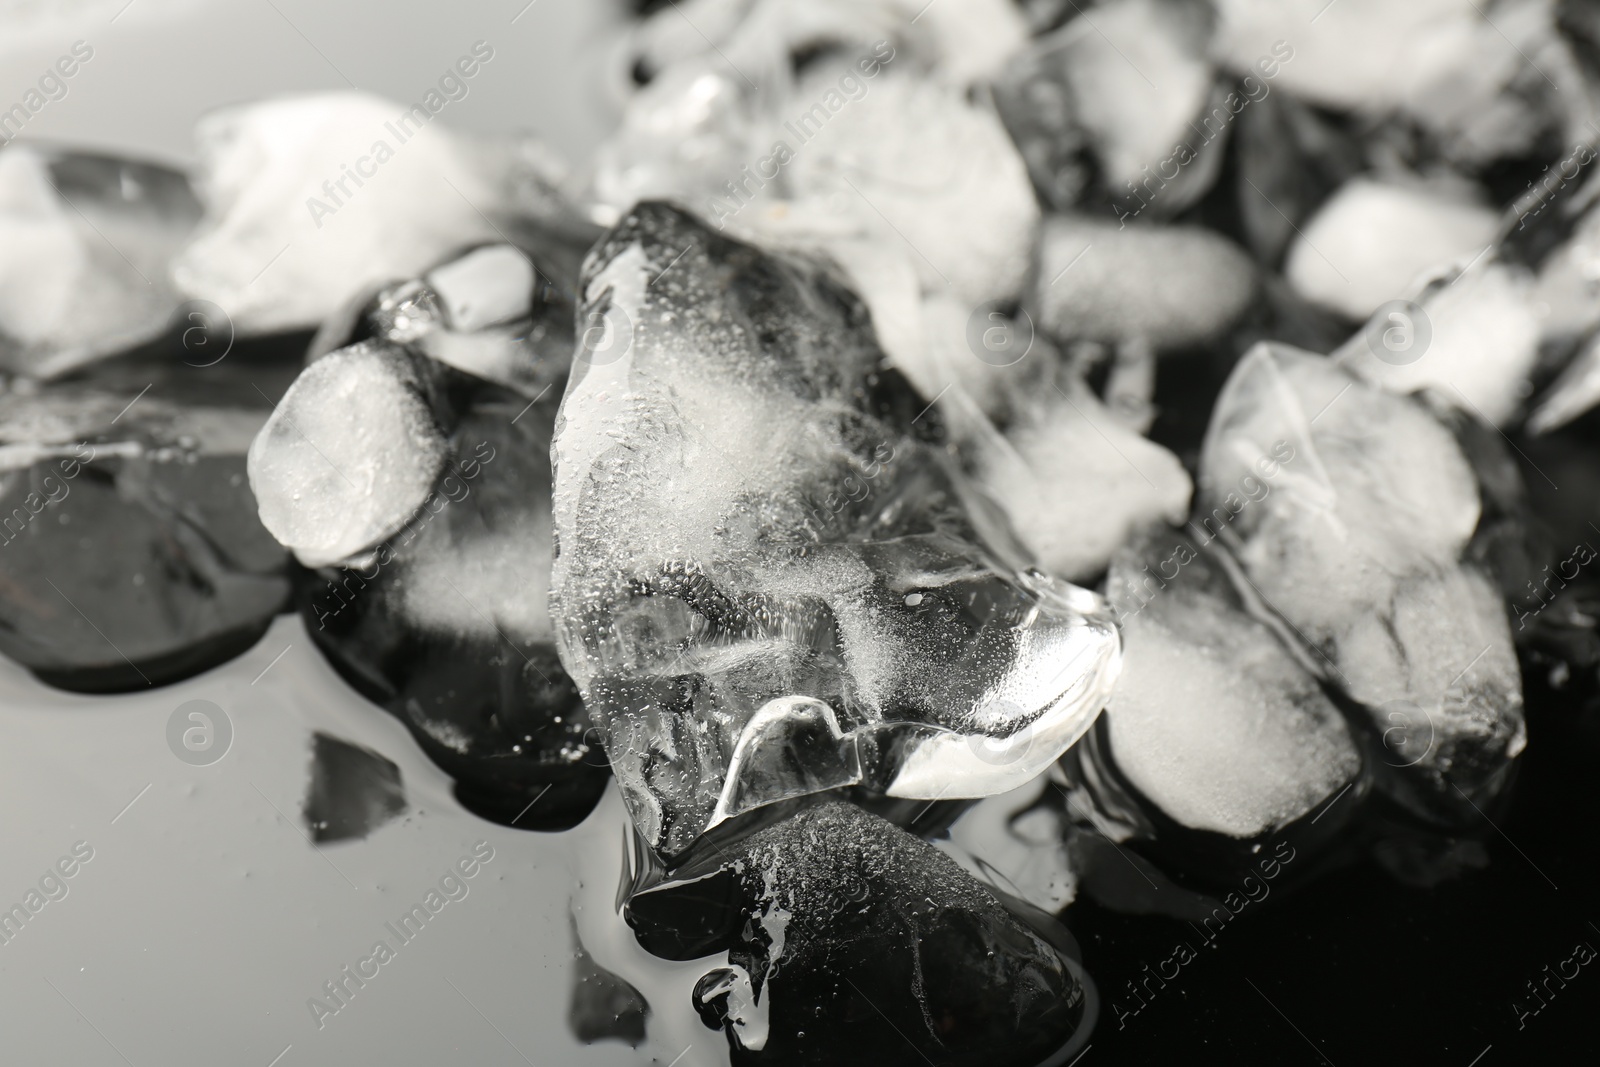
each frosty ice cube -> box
[1200,342,1525,817]
[549,202,1120,858]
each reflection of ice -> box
[550,203,1120,857]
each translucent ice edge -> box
[705,580,1122,832]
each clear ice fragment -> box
[550,203,1120,857]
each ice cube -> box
[550,203,1120,858]
[1214,0,1568,164]
[1200,343,1525,815]
[1336,261,1540,428]
[247,342,450,568]
[968,378,1193,582]
[1050,0,1214,202]
[172,92,573,335]
[779,65,1040,305]
[1031,215,1257,349]
[1103,531,1363,839]
[1284,178,1499,321]
[0,146,201,378]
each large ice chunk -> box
[550,203,1120,857]
[1200,343,1525,815]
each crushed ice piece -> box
[1284,177,1500,320]
[172,91,569,334]
[1336,261,1540,428]
[968,378,1192,582]
[634,801,1087,1064]
[779,65,1040,305]
[550,203,1119,858]
[302,732,406,843]
[247,342,449,567]
[621,0,1026,90]
[425,243,535,332]
[309,243,576,400]
[1200,342,1525,814]
[1213,0,1570,163]
[1045,0,1215,199]
[1031,215,1257,349]
[1103,531,1363,838]
[0,146,200,378]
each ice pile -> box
[549,203,1120,858]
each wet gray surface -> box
[0,614,721,1067]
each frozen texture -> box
[1104,533,1362,838]
[1032,215,1257,348]
[248,343,449,568]
[550,203,1120,857]
[172,92,567,334]
[0,147,200,377]
[1201,343,1525,812]
[1285,178,1500,320]
[971,380,1193,581]
[1339,262,1540,428]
